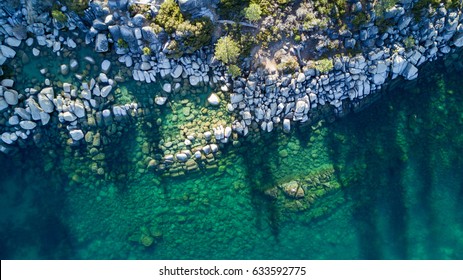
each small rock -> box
[63,111,77,122]
[100,85,112,98]
[20,120,37,130]
[67,38,77,48]
[95,34,109,52]
[1,133,13,144]
[171,65,183,78]
[63,82,72,92]
[32,48,40,56]
[60,64,69,75]
[1,79,14,87]
[4,90,18,105]
[155,96,167,105]
[70,59,79,71]
[207,93,220,106]
[283,119,291,133]
[0,45,16,58]
[38,88,55,113]
[74,99,85,118]
[8,115,19,125]
[189,75,201,86]
[162,83,171,93]
[101,60,111,73]
[296,72,306,83]
[210,144,218,153]
[176,153,188,162]
[70,129,84,141]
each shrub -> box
[352,12,369,28]
[252,0,273,16]
[313,0,346,20]
[149,23,163,34]
[412,0,461,20]
[61,0,88,15]
[277,56,300,74]
[374,0,397,19]
[165,40,184,59]
[228,64,242,78]
[117,38,128,49]
[155,0,184,34]
[313,58,334,73]
[128,3,152,18]
[176,17,213,53]
[244,3,262,22]
[215,36,241,64]
[404,36,415,49]
[219,0,250,18]
[142,46,152,56]
[51,10,67,23]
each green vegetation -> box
[302,12,319,30]
[412,0,462,19]
[154,0,184,34]
[373,0,397,31]
[313,0,346,23]
[251,0,273,16]
[374,0,397,18]
[142,47,152,56]
[404,36,415,49]
[215,36,241,64]
[313,58,334,73]
[165,40,183,59]
[61,0,88,15]
[352,12,369,28]
[218,0,250,18]
[176,17,213,53]
[151,1,212,53]
[51,10,67,23]
[244,3,262,22]
[149,23,163,34]
[117,38,128,49]
[128,4,152,19]
[256,28,281,49]
[276,56,300,74]
[227,64,242,78]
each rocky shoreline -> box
[1,0,463,177]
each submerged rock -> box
[101,60,111,73]
[70,130,85,141]
[280,181,304,198]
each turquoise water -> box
[1,45,463,259]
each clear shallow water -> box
[1,46,463,259]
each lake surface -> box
[1,45,463,259]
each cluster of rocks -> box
[130,50,217,90]
[227,3,463,137]
[79,1,224,102]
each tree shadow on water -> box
[238,133,281,241]
[324,92,409,259]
